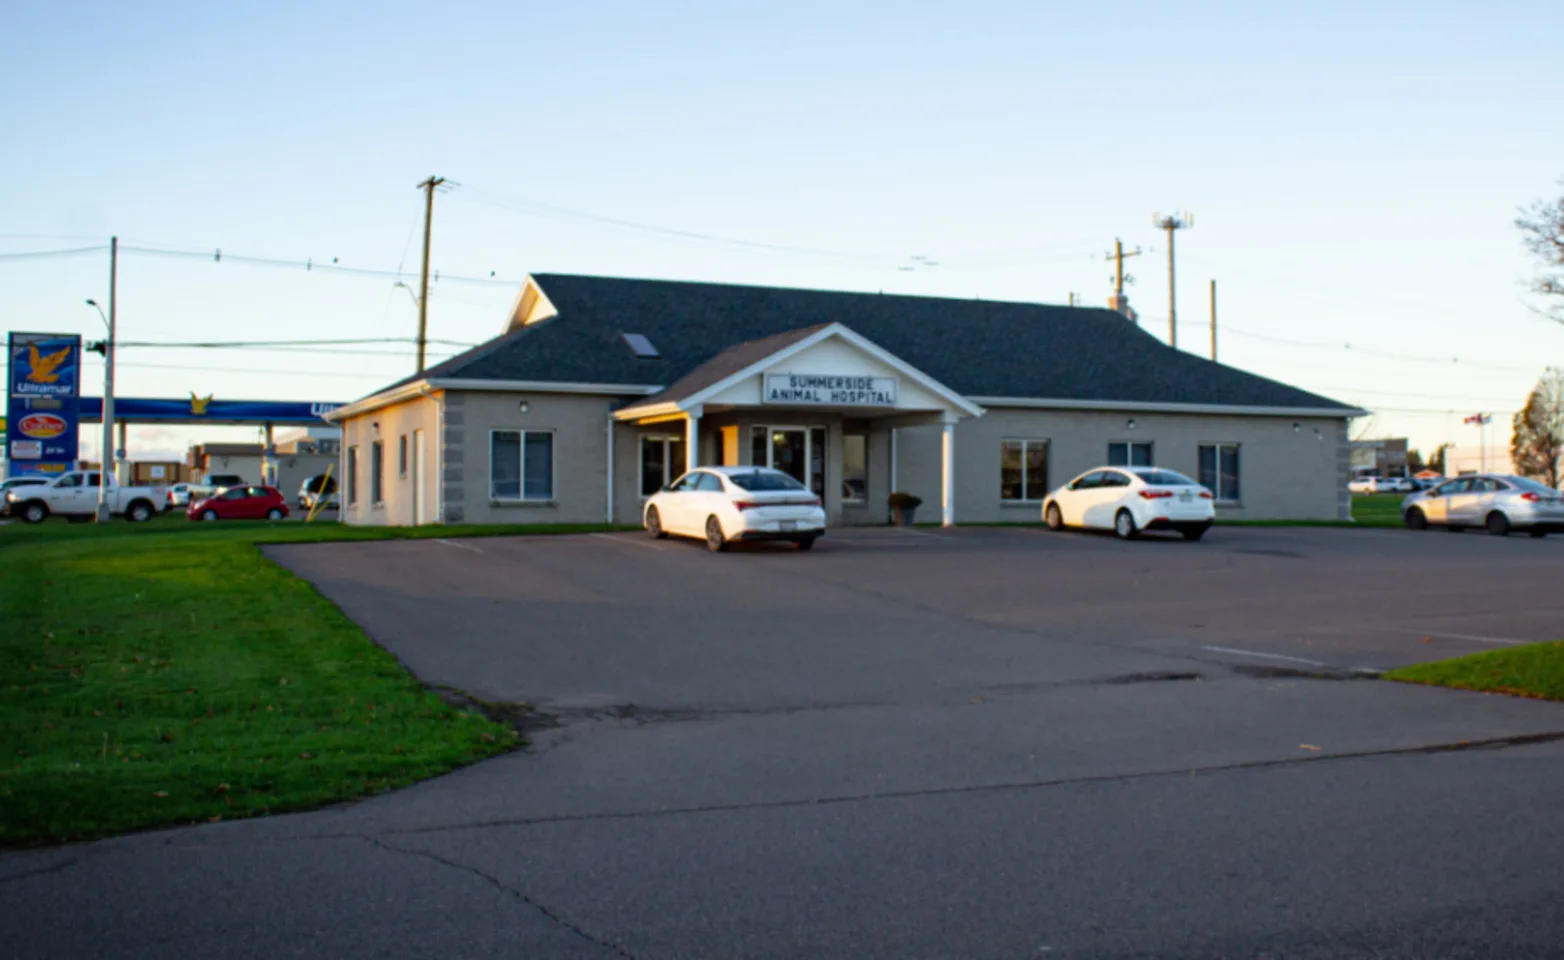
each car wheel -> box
[796,535,816,551]
[1045,503,1063,531]
[645,505,667,539]
[126,501,153,523]
[21,502,47,524]
[1486,512,1511,537]
[1179,524,1208,541]
[201,509,219,522]
[705,515,728,552]
[1113,509,1139,540]
[1404,507,1427,530]
[266,508,284,520]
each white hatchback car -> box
[1043,466,1215,540]
[644,466,826,552]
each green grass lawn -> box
[0,515,627,844]
[1385,641,1564,701]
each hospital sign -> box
[763,373,899,406]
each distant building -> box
[1349,438,1408,477]
[187,443,264,484]
[1443,445,1516,476]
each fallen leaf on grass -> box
[153,790,168,798]
[297,752,313,760]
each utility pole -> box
[415,176,445,374]
[1209,279,1218,362]
[1153,212,1193,348]
[98,237,117,523]
[1104,238,1142,319]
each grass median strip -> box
[0,527,533,844]
[1385,641,1564,701]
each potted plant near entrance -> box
[888,491,922,527]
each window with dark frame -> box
[842,434,868,502]
[1107,441,1154,467]
[1198,444,1241,502]
[370,441,384,505]
[346,446,359,505]
[398,435,408,477]
[491,430,554,501]
[1000,439,1049,501]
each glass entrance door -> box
[753,426,826,497]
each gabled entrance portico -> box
[615,323,984,525]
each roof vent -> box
[622,332,660,359]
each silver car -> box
[1401,474,1564,537]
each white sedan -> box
[644,466,826,552]
[1042,466,1215,540]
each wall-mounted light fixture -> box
[371,421,380,433]
[519,400,530,414]
[1126,418,1137,430]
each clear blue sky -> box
[3,0,1559,461]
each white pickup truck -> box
[5,470,161,524]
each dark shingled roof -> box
[384,274,1352,411]
[620,324,831,410]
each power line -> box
[458,184,1100,269]
[117,244,518,286]
[115,336,475,349]
[1213,325,1538,374]
[0,245,109,261]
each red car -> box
[187,485,290,521]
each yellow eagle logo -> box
[190,393,213,415]
[25,343,72,385]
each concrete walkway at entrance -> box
[5,527,1564,958]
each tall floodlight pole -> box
[1153,212,1193,349]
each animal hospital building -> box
[326,274,1361,528]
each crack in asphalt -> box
[358,834,638,959]
[0,856,84,885]
[370,728,1564,840]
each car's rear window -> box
[727,471,805,491]
[1135,469,1197,487]
[1508,476,1557,495]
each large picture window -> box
[640,436,687,497]
[1198,443,1240,502]
[1000,439,1049,501]
[492,430,554,501]
[1107,441,1154,467]
[371,441,384,505]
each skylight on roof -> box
[622,332,660,359]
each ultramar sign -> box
[763,373,899,407]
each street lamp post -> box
[86,238,117,523]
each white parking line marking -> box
[1201,645,1328,667]
[1394,629,1529,647]
[433,538,484,553]
[589,532,665,551]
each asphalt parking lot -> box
[6,525,1564,958]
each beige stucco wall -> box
[893,407,1351,523]
[341,387,1353,528]
[444,390,615,526]
[339,396,441,527]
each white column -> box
[940,417,955,527]
[686,407,702,474]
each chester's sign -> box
[763,373,898,406]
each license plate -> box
[779,520,797,531]
[1179,492,1192,502]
